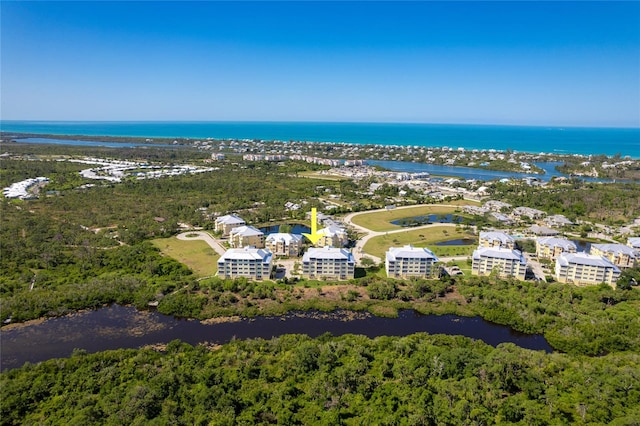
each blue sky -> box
[1,1,639,127]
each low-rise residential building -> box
[217,247,273,280]
[316,225,349,247]
[555,252,620,286]
[472,247,527,279]
[385,245,439,278]
[484,200,512,212]
[545,214,573,227]
[527,225,560,237]
[536,237,577,260]
[479,231,515,249]
[229,226,265,248]
[590,243,637,269]
[214,214,246,236]
[302,246,355,280]
[513,206,546,219]
[265,233,303,257]
[628,237,640,254]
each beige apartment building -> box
[214,214,246,236]
[302,246,355,280]
[229,226,265,249]
[555,252,620,286]
[385,245,439,278]
[536,237,577,260]
[478,231,515,249]
[472,247,527,280]
[217,247,273,280]
[590,244,637,269]
[265,233,303,257]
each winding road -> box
[176,231,227,256]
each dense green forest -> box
[2,334,639,425]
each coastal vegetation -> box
[2,334,639,425]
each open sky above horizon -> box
[1,1,639,127]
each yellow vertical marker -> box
[302,208,323,244]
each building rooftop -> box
[218,247,272,262]
[479,231,514,244]
[216,214,245,225]
[557,252,619,271]
[591,243,637,258]
[230,225,264,237]
[303,246,354,262]
[473,247,526,263]
[265,233,303,244]
[628,237,640,249]
[386,245,438,261]
[537,237,577,250]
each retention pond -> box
[1,305,553,371]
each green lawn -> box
[363,225,474,259]
[350,205,461,232]
[152,237,219,277]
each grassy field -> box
[349,205,463,232]
[427,244,476,257]
[152,237,219,277]
[363,225,474,260]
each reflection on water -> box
[391,214,464,227]
[1,305,553,371]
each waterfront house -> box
[229,225,265,249]
[214,214,246,236]
[265,233,303,257]
[479,231,515,249]
[472,247,527,280]
[217,247,273,280]
[590,243,637,269]
[555,252,620,286]
[536,237,577,260]
[385,245,439,278]
[302,246,355,280]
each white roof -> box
[229,225,264,237]
[218,247,272,262]
[318,225,346,237]
[480,231,514,244]
[303,246,354,262]
[591,243,637,258]
[386,245,438,262]
[216,214,245,225]
[557,252,620,271]
[537,237,577,250]
[265,233,302,244]
[628,237,640,249]
[473,247,525,263]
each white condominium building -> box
[555,252,620,286]
[229,225,265,249]
[265,233,303,257]
[590,244,637,269]
[315,225,349,248]
[472,247,527,280]
[479,231,516,249]
[217,247,273,280]
[385,245,439,278]
[302,246,355,280]
[536,237,577,260]
[214,214,246,236]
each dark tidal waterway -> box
[1,305,552,371]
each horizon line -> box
[2,119,639,130]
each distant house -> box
[229,226,265,249]
[483,200,512,212]
[628,237,640,253]
[479,231,515,249]
[536,237,577,260]
[211,153,225,161]
[217,247,273,280]
[265,233,303,257]
[590,244,637,269]
[385,245,439,278]
[302,246,355,280]
[527,225,559,237]
[545,214,573,227]
[214,214,246,236]
[471,247,527,280]
[513,206,546,220]
[555,252,620,286]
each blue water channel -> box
[0,305,553,371]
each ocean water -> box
[1,121,639,158]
